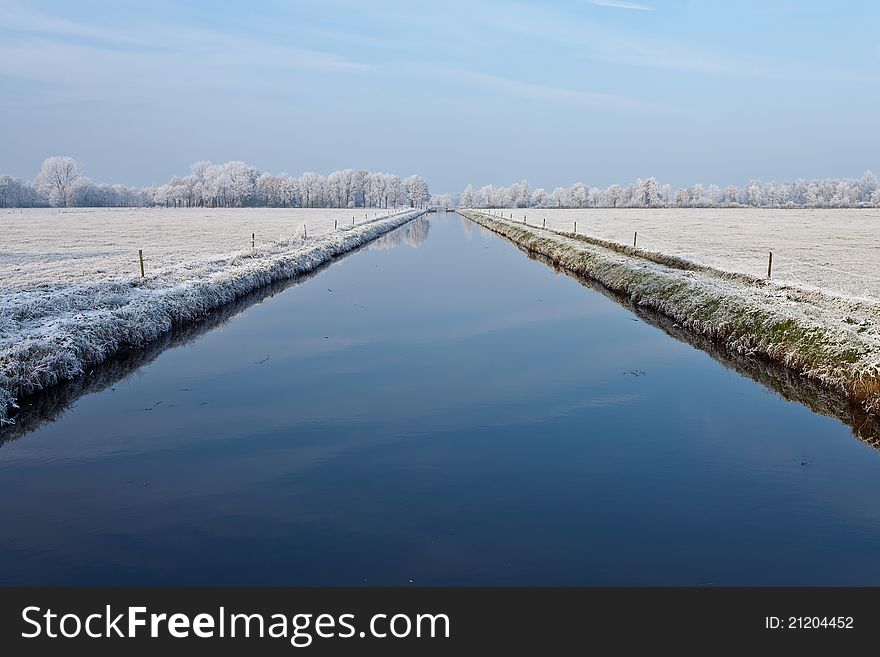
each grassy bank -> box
[461,210,880,418]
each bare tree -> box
[34,156,84,207]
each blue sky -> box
[1,0,878,192]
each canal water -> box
[1,212,879,585]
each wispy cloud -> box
[590,0,655,11]
[475,3,868,82]
[0,1,368,86]
[433,69,688,116]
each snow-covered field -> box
[483,208,880,302]
[0,207,423,423]
[1,207,399,286]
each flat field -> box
[1,207,397,287]
[488,208,880,301]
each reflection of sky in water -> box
[1,212,880,587]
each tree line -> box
[0,156,431,209]
[461,172,880,208]
[5,156,878,210]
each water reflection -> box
[368,216,430,250]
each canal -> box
[1,211,879,585]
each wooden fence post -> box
[767,251,773,279]
[138,249,145,278]
[633,231,638,248]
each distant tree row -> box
[460,172,880,209]
[1,157,152,209]
[0,156,430,209]
[156,161,430,209]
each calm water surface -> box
[2,212,880,585]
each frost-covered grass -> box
[1,207,399,286]
[462,210,880,418]
[484,208,880,302]
[0,208,424,423]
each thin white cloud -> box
[1,0,151,46]
[0,2,368,80]
[420,68,689,116]
[476,3,868,82]
[462,71,651,111]
[590,0,655,11]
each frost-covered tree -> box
[477,185,494,207]
[673,188,690,207]
[353,170,370,208]
[604,184,622,208]
[329,169,355,208]
[509,180,530,208]
[706,185,721,206]
[0,176,17,207]
[458,171,880,209]
[431,192,454,208]
[12,158,880,211]
[35,156,84,207]
[403,174,430,207]
[0,175,47,207]
[568,182,588,208]
[858,170,877,202]
[530,187,546,207]
[551,187,567,207]
[461,184,476,207]
[636,177,663,207]
[299,172,322,208]
[746,180,765,207]
[722,185,739,206]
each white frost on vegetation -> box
[0,208,425,423]
[481,208,880,302]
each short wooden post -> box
[574,221,577,233]
[335,219,337,229]
[304,225,307,238]
[138,249,145,278]
[252,232,255,249]
[352,217,355,226]
[543,218,546,228]
[633,231,638,247]
[767,251,773,279]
